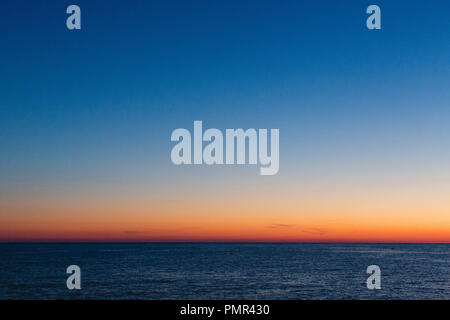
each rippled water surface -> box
[0,243,448,299]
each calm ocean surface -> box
[0,243,448,299]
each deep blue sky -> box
[0,0,449,190]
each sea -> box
[0,243,448,299]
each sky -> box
[0,0,449,242]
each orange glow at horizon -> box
[1,206,449,243]
[1,177,449,243]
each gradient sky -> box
[1,0,449,242]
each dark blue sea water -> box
[0,243,448,299]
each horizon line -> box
[1,240,449,244]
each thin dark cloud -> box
[301,228,326,236]
[123,226,199,234]
[268,224,296,229]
